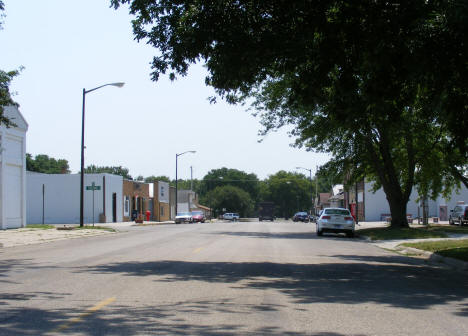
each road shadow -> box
[214,231,353,240]
[0,300,360,336]
[0,258,49,284]
[75,257,468,312]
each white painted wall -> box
[158,181,169,203]
[436,186,468,216]
[364,181,467,221]
[1,106,28,229]
[27,173,123,224]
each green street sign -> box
[86,183,101,191]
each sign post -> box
[86,182,101,226]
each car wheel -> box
[449,217,454,225]
[316,225,323,236]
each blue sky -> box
[1,0,329,180]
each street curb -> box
[394,245,468,271]
[359,234,468,271]
[133,221,175,226]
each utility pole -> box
[190,166,193,191]
[315,165,318,215]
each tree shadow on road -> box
[75,256,468,312]
[213,231,352,240]
[0,301,358,336]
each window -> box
[124,196,129,216]
[324,209,350,215]
[160,205,164,217]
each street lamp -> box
[296,167,314,216]
[175,150,196,218]
[80,82,125,227]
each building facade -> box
[122,180,150,221]
[345,180,468,222]
[27,173,123,224]
[0,106,28,229]
[152,181,171,221]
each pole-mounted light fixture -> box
[80,82,125,227]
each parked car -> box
[175,212,193,224]
[316,207,355,237]
[292,212,309,222]
[191,211,206,223]
[223,213,240,221]
[449,204,468,226]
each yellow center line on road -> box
[193,247,204,254]
[48,297,116,334]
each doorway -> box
[112,193,117,222]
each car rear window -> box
[324,209,350,215]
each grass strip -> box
[402,239,468,262]
[357,227,448,240]
[423,225,468,234]
[26,224,55,229]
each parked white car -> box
[175,212,193,224]
[316,208,355,238]
[223,213,240,221]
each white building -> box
[27,173,123,224]
[363,181,468,221]
[0,106,28,229]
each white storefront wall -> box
[27,173,123,224]
[364,181,468,221]
[0,106,28,229]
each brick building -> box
[123,180,150,221]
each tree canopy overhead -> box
[112,0,468,227]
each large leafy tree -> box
[205,185,254,217]
[262,171,313,218]
[200,167,260,201]
[112,1,468,227]
[26,154,70,174]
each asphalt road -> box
[1,220,467,335]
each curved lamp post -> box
[296,166,314,216]
[175,150,196,218]
[80,82,125,227]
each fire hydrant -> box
[145,210,151,221]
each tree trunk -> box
[386,191,409,228]
[364,127,413,229]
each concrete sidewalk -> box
[0,220,181,248]
[0,227,115,248]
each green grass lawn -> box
[358,224,468,241]
[357,227,448,240]
[26,224,55,229]
[424,225,468,234]
[402,239,468,262]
